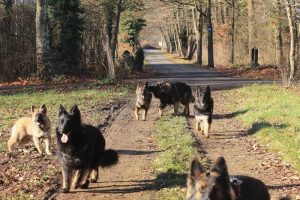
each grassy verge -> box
[153,110,207,200]
[225,84,300,171]
[0,84,128,199]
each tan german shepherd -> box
[135,81,152,121]
[186,157,270,200]
[7,104,52,155]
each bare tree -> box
[248,0,257,66]
[284,0,298,86]
[36,0,51,79]
[207,0,214,67]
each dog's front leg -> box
[135,107,139,120]
[174,102,180,115]
[159,103,166,117]
[32,136,43,154]
[62,166,71,193]
[44,137,52,155]
[142,109,148,121]
[71,169,82,190]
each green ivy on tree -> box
[121,15,146,49]
[49,0,84,74]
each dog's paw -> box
[61,188,70,193]
[79,181,90,189]
[89,178,97,183]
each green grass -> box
[153,110,207,200]
[226,84,300,171]
[0,87,127,135]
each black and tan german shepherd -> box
[149,82,194,117]
[56,105,119,193]
[135,81,152,121]
[194,86,214,138]
[186,157,270,200]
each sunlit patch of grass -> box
[226,84,300,171]
[156,187,186,200]
[153,109,207,199]
[0,87,128,135]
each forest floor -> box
[0,50,299,200]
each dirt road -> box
[55,96,161,200]
[54,50,299,199]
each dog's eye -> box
[60,119,64,123]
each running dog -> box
[149,82,194,116]
[56,105,119,193]
[194,86,214,138]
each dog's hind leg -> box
[7,135,17,153]
[135,107,139,120]
[184,104,190,116]
[79,168,92,189]
[32,136,43,154]
[89,167,99,183]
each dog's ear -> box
[211,156,229,177]
[189,158,204,182]
[59,105,67,116]
[40,104,47,114]
[206,85,211,95]
[31,105,36,113]
[144,81,148,88]
[70,105,81,117]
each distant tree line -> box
[155,0,299,86]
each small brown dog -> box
[135,82,152,121]
[7,104,52,155]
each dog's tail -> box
[99,149,119,168]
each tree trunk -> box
[230,0,235,64]
[111,0,122,61]
[207,0,214,68]
[172,24,179,54]
[275,0,284,66]
[166,27,174,53]
[284,0,297,86]
[2,0,14,78]
[103,30,116,79]
[193,7,203,65]
[36,0,51,80]
[247,0,256,65]
[175,10,184,57]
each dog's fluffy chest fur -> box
[195,115,210,121]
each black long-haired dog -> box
[56,105,118,193]
[149,82,194,117]
[194,85,214,138]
